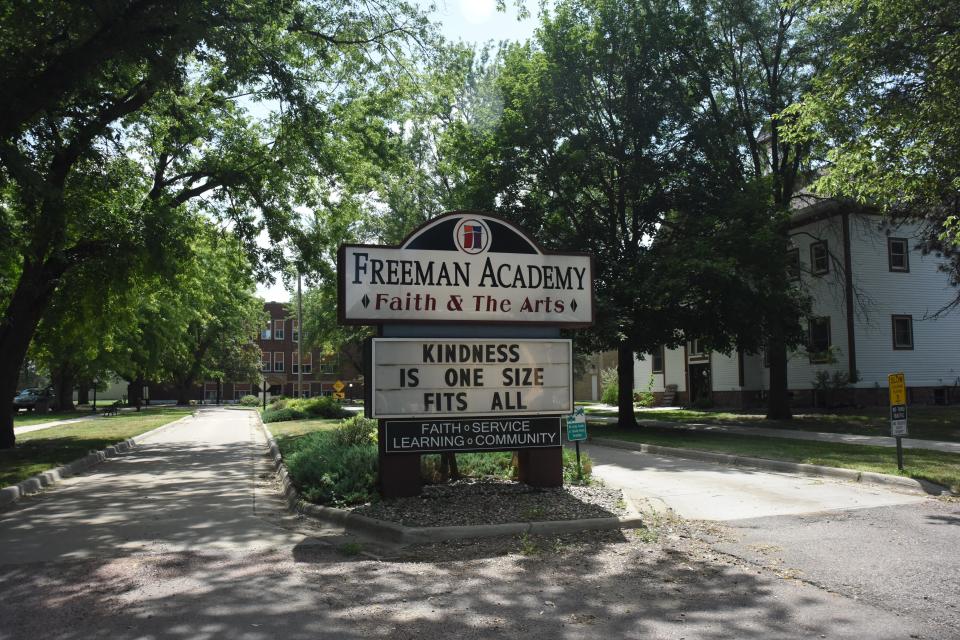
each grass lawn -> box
[12,410,93,427]
[0,407,193,487]
[13,400,138,426]
[587,405,960,441]
[265,418,340,451]
[589,423,960,493]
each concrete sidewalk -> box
[586,413,960,454]
[0,407,337,565]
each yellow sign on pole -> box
[888,373,906,406]
[332,391,345,400]
[888,372,908,444]
[332,380,345,393]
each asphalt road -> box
[0,409,954,639]
[588,442,960,636]
[711,500,960,633]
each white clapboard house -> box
[634,197,960,407]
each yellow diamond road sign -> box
[332,380,345,393]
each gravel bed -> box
[350,478,627,527]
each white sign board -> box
[370,338,573,419]
[339,213,592,326]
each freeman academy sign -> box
[338,212,593,325]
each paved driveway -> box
[0,410,953,639]
[587,442,960,634]
[585,443,927,521]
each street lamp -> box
[91,377,99,413]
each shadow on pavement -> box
[0,528,898,640]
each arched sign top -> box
[400,211,540,255]
[338,210,594,326]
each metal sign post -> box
[888,372,908,471]
[566,406,588,478]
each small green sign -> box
[566,407,587,441]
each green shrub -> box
[563,447,593,484]
[268,397,288,410]
[633,374,656,407]
[239,395,260,407]
[421,451,515,482]
[283,431,378,505]
[288,396,349,419]
[262,407,308,423]
[419,449,593,485]
[600,367,618,404]
[332,414,377,447]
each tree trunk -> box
[128,375,145,411]
[616,341,638,428]
[0,261,61,448]
[176,340,210,405]
[766,328,792,420]
[77,383,90,406]
[51,366,76,412]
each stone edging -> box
[589,437,949,495]
[256,414,645,544]
[0,411,196,509]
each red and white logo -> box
[453,218,491,254]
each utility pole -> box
[297,271,304,399]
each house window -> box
[260,325,271,340]
[651,346,664,373]
[292,320,299,342]
[319,352,339,374]
[688,339,709,360]
[808,317,832,363]
[787,248,801,281]
[892,315,914,350]
[261,352,271,372]
[888,238,909,272]
[273,352,284,372]
[291,351,298,374]
[273,319,284,341]
[810,241,829,275]
[302,352,312,374]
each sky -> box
[255,0,539,303]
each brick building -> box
[203,301,363,402]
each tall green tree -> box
[0,0,428,447]
[105,225,264,406]
[159,229,264,405]
[702,0,833,418]
[477,0,807,426]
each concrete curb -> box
[0,411,196,509]
[589,437,949,495]
[255,414,644,544]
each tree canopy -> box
[0,0,430,447]
[784,0,960,302]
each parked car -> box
[13,388,54,412]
